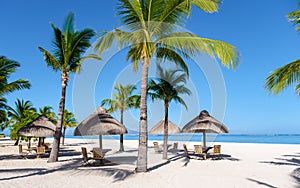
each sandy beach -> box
[0,137,299,188]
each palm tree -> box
[101,83,139,152]
[61,109,77,145]
[6,99,37,145]
[39,106,57,124]
[95,0,239,172]
[265,9,300,95]
[0,56,31,125]
[38,12,99,162]
[148,65,191,159]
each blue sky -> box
[0,0,300,134]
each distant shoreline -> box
[65,133,300,145]
[2,133,300,145]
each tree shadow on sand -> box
[259,152,300,187]
[0,154,135,183]
[291,168,300,186]
[180,152,241,167]
[246,178,278,188]
[260,157,300,166]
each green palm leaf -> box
[265,59,300,95]
[192,0,220,13]
[157,32,239,69]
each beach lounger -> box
[36,146,45,158]
[169,142,179,153]
[153,142,162,153]
[183,144,194,158]
[81,147,89,163]
[44,143,50,149]
[18,144,29,159]
[93,147,104,164]
[194,145,205,160]
[210,145,221,160]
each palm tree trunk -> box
[136,58,149,172]
[62,126,66,146]
[48,74,67,162]
[163,101,169,159]
[119,110,124,152]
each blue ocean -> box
[67,133,300,145]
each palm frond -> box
[127,94,140,108]
[0,80,31,95]
[159,0,189,23]
[173,95,188,110]
[94,30,117,55]
[156,47,189,75]
[296,83,300,96]
[117,0,146,28]
[70,29,95,60]
[288,9,300,32]
[0,56,20,76]
[126,44,144,71]
[265,59,300,95]
[69,54,100,73]
[148,65,190,109]
[191,0,220,13]
[38,47,61,71]
[50,23,65,63]
[175,85,192,95]
[63,12,75,34]
[158,32,239,69]
[101,98,113,107]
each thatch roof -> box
[149,119,181,134]
[182,110,229,134]
[17,115,56,137]
[73,107,127,136]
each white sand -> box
[0,137,299,188]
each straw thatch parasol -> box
[17,115,56,147]
[150,119,181,134]
[182,110,229,147]
[73,107,127,149]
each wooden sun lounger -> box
[153,142,162,153]
[93,147,104,164]
[210,145,221,160]
[194,145,205,160]
[18,144,29,159]
[169,142,178,153]
[36,146,46,158]
[183,144,194,157]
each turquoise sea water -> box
[69,134,300,145]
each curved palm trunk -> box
[62,126,66,146]
[119,110,124,152]
[163,101,169,159]
[136,58,149,172]
[48,74,67,162]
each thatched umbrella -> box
[73,107,127,150]
[150,119,181,134]
[17,115,56,147]
[182,110,229,147]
